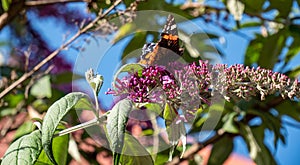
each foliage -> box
[0,0,300,165]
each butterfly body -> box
[139,15,184,66]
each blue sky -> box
[1,2,300,164]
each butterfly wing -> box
[139,14,184,66]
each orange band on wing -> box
[162,34,178,40]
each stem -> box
[0,0,123,99]
[93,91,100,118]
[54,114,107,137]
[149,113,159,160]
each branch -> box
[0,0,123,99]
[0,0,89,30]
[0,1,24,30]
[24,0,90,6]
[166,129,226,165]
[180,2,284,24]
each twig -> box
[166,129,226,165]
[54,114,107,137]
[0,0,123,99]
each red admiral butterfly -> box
[139,14,184,66]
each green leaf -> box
[297,0,300,7]
[36,125,69,165]
[113,23,137,43]
[286,66,300,80]
[51,72,83,84]
[41,92,90,165]
[244,34,264,66]
[32,99,49,112]
[166,121,186,161]
[163,103,186,161]
[247,108,285,148]
[285,34,300,63]
[1,0,11,11]
[106,99,133,165]
[73,94,95,111]
[31,75,52,98]
[113,63,144,90]
[239,21,261,29]
[14,121,35,141]
[240,124,277,165]
[143,103,164,117]
[120,133,154,165]
[268,0,292,19]
[276,100,300,122]
[163,103,178,127]
[245,29,287,68]
[3,93,24,107]
[122,32,147,61]
[258,29,287,69]
[208,134,234,165]
[222,112,239,134]
[137,0,192,19]
[1,130,42,165]
[241,0,265,14]
[0,108,17,117]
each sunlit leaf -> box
[1,130,42,165]
[1,0,11,11]
[36,125,69,165]
[142,102,164,117]
[113,23,137,43]
[239,22,261,29]
[113,63,144,90]
[222,112,239,134]
[106,99,133,165]
[31,75,52,98]
[41,92,90,165]
[120,133,154,165]
[14,121,35,141]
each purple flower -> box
[107,66,180,103]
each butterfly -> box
[139,14,184,66]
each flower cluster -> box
[106,66,180,103]
[107,61,300,114]
[212,64,300,101]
